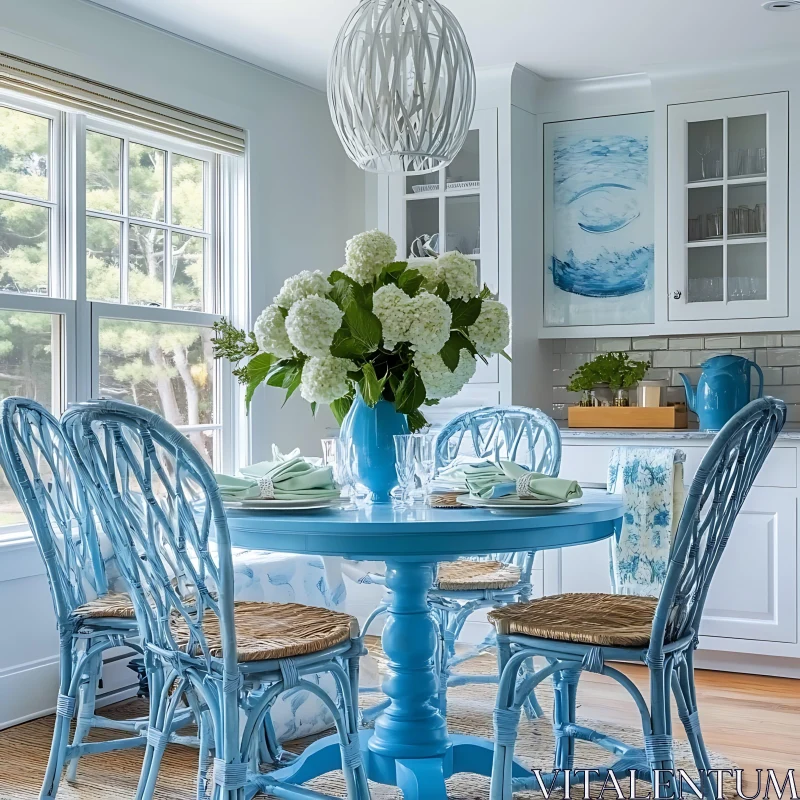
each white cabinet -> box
[667,92,789,322]
[700,488,797,643]
[383,106,505,423]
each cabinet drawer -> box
[561,442,797,489]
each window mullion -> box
[67,112,88,405]
[121,138,130,305]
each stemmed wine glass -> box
[696,134,715,180]
[393,434,416,507]
[413,433,437,504]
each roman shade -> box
[0,52,246,155]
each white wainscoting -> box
[0,538,138,730]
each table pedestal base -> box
[262,730,534,799]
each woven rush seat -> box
[489,593,659,648]
[172,601,359,662]
[436,560,521,591]
[73,592,136,619]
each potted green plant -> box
[567,352,650,407]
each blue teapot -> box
[679,355,764,431]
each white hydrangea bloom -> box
[300,355,353,404]
[414,349,477,400]
[342,230,397,284]
[274,270,330,309]
[469,299,510,355]
[285,295,343,357]
[372,284,412,350]
[406,291,452,355]
[437,251,478,301]
[253,304,293,358]
[406,256,441,290]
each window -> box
[0,94,244,534]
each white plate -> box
[223,497,345,511]
[456,495,582,510]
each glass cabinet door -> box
[668,93,788,321]
[389,108,499,387]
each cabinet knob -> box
[672,290,682,300]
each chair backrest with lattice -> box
[0,397,109,627]
[650,397,786,658]
[435,406,562,568]
[62,399,238,674]
[436,405,561,475]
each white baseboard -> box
[693,649,800,679]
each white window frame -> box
[0,89,246,542]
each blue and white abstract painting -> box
[544,112,654,326]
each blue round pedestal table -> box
[226,490,623,800]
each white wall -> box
[0,0,366,727]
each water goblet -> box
[393,434,416,507]
[413,432,437,504]
[321,437,337,467]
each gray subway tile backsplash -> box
[549,332,800,414]
[703,335,741,349]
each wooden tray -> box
[568,405,688,429]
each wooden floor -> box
[0,662,797,798]
[580,663,800,787]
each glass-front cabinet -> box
[668,93,788,321]
[388,107,499,391]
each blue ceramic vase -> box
[340,391,409,503]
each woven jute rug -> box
[0,646,735,800]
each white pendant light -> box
[328,0,476,174]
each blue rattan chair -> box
[430,406,562,715]
[487,397,786,800]
[0,397,150,798]
[63,399,370,800]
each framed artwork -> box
[543,111,654,327]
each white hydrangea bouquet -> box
[212,230,510,431]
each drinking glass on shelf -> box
[413,432,437,504]
[393,434,416,507]
[696,134,714,179]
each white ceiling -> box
[89,0,800,90]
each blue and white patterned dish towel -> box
[607,446,686,597]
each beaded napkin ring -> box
[515,473,535,499]
[257,476,275,499]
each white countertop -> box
[559,424,800,441]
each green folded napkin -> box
[463,460,583,502]
[216,456,340,501]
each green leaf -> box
[330,394,354,425]
[243,352,274,410]
[344,304,382,352]
[500,350,512,363]
[435,282,449,301]
[328,277,361,311]
[440,331,475,372]
[423,398,440,406]
[359,362,385,407]
[397,268,425,297]
[282,368,303,406]
[382,261,407,279]
[407,409,428,432]
[394,366,426,414]
[330,325,370,358]
[449,297,482,329]
[267,363,299,389]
